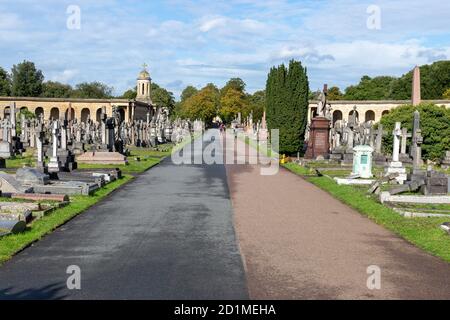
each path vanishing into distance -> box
[1,129,449,299]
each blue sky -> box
[0,0,449,99]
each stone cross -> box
[400,127,412,155]
[10,102,17,138]
[60,119,68,150]
[411,111,423,168]
[35,123,45,169]
[392,122,402,163]
[101,107,107,145]
[48,121,60,173]
[2,118,12,143]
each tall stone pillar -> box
[412,66,421,106]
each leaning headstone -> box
[0,220,26,235]
[15,167,50,186]
[0,172,33,194]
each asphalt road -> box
[0,133,248,300]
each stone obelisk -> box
[412,66,421,106]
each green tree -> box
[443,88,450,100]
[71,82,113,99]
[265,59,309,154]
[11,60,44,97]
[220,78,246,96]
[181,85,219,123]
[247,90,265,122]
[344,76,396,100]
[219,88,250,123]
[0,67,11,96]
[327,86,343,100]
[121,88,137,99]
[403,61,450,100]
[380,103,450,161]
[41,81,73,98]
[151,84,175,112]
[180,85,198,102]
[16,108,35,136]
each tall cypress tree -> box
[265,60,309,154]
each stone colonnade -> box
[0,98,152,123]
[308,100,450,125]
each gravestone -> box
[399,127,412,163]
[411,111,423,169]
[352,145,374,179]
[441,151,450,169]
[305,85,331,160]
[16,167,50,186]
[385,122,407,184]
[48,121,61,173]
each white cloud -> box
[51,69,79,83]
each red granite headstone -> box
[305,117,331,159]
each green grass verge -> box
[0,174,133,264]
[5,149,36,168]
[283,163,450,263]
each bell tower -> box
[136,63,152,103]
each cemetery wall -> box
[308,100,450,125]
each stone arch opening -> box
[118,108,125,122]
[4,106,11,119]
[35,107,44,119]
[332,110,343,125]
[20,106,28,113]
[50,107,59,120]
[81,108,90,123]
[96,108,102,123]
[349,110,359,121]
[365,110,375,122]
[382,110,390,117]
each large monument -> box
[412,66,421,106]
[305,85,331,160]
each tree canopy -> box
[337,61,450,101]
[181,85,219,123]
[41,81,73,98]
[121,88,137,100]
[380,103,450,161]
[11,60,44,97]
[180,85,198,102]
[71,82,113,99]
[0,67,11,96]
[266,59,309,154]
[151,83,176,112]
[177,78,265,124]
